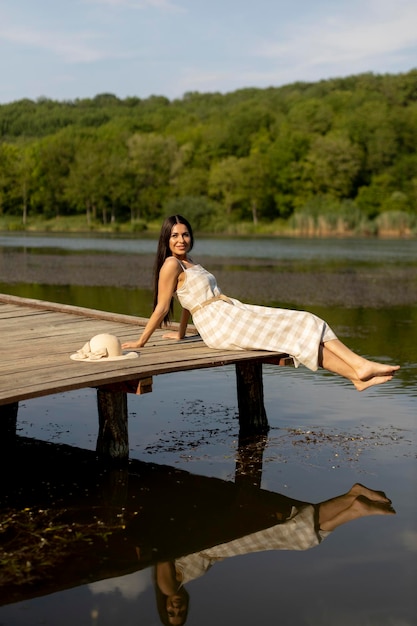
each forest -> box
[0,69,416,236]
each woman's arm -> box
[121,259,180,349]
[155,561,182,595]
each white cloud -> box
[254,1,417,70]
[400,530,417,552]
[0,19,141,64]
[0,23,129,64]
[89,569,152,599]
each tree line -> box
[0,70,416,235]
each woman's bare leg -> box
[319,345,394,391]
[319,340,400,391]
[325,338,400,379]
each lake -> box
[0,234,416,626]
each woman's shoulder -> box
[164,256,198,269]
[161,256,184,273]
[164,256,181,266]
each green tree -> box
[31,131,76,217]
[64,136,105,224]
[303,133,363,199]
[0,143,18,215]
[208,151,271,224]
[287,98,334,135]
[176,166,209,197]
[127,133,182,220]
[208,156,244,217]
[355,173,395,218]
[0,142,35,224]
[267,127,310,216]
[163,195,221,231]
[14,144,35,225]
[65,134,131,225]
[233,151,271,224]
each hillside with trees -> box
[0,70,416,236]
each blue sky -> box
[0,0,416,104]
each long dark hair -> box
[153,567,190,626]
[153,215,194,325]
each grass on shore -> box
[0,210,415,238]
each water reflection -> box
[155,486,394,626]
[0,435,395,623]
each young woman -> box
[151,483,394,625]
[122,215,400,391]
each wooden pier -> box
[0,294,291,460]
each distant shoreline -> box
[1,250,416,309]
[1,227,415,240]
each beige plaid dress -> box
[176,262,337,371]
[175,504,330,585]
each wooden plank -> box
[0,293,149,325]
[0,319,143,344]
[0,308,47,320]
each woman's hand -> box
[121,340,142,349]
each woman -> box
[164,483,395,588]
[151,482,394,625]
[154,562,190,626]
[122,215,400,391]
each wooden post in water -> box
[235,432,267,489]
[96,389,129,461]
[0,402,18,450]
[235,361,269,436]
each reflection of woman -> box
[154,562,189,626]
[152,483,394,625]
[123,215,400,390]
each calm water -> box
[0,231,416,262]
[0,235,416,626]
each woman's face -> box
[169,223,192,258]
[166,594,188,625]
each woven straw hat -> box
[70,333,139,362]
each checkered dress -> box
[176,264,337,371]
[175,504,330,585]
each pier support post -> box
[0,402,18,451]
[96,389,129,461]
[235,361,269,436]
[235,432,267,489]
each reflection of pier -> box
[0,294,291,459]
[0,436,394,610]
[0,435,295,605]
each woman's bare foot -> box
[353,374,394,392]
[349,483,391,504]
[351,495,396,517]
[355,360,400,382]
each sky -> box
[0,0,416,104]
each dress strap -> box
[173,257,187,271]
